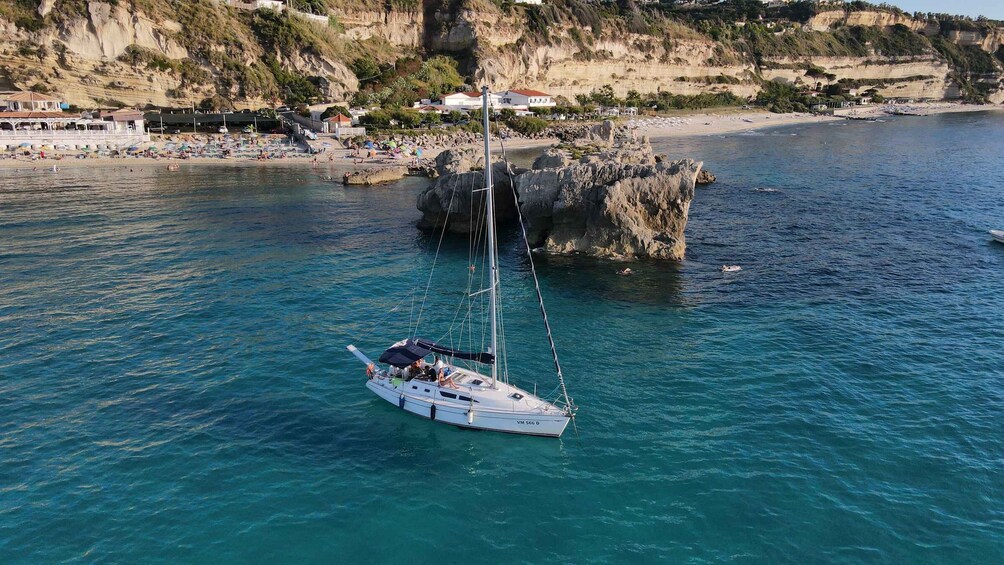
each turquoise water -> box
[2,112,1003,563]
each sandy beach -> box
[1,102,998,173]
[624,102,1001,139]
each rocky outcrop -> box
[516,150,698,260]
[416,149,521,233]
[417,140,700,261]
[696,170,717,185]
[343,166,409,186]
[434,147,483,175]
[532,149,570,170]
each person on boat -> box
[422,360,438,381]
[433,357,458,389]
[402,360,421,380]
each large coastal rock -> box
[416,159,522,233]
[417,140,701,260]
[517,156,699,261]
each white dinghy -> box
[347,87,576,438]
[991,230,1004,244]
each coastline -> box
[1,103,999,173]
[626,102,1002,139]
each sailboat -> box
[347,86,576,437]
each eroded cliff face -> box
[334,7,424,49]
[805,10,940,34]
[2,2,1002,108]
[0,4,202,107]
[421,3,1003,103]
[0,0,364,107]
[761,55,960,100]
[427,2,758,99]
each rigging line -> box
[413,171,459,339]
[357,289,416,343]
[494,118,574,413]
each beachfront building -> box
[3,91,63,112]
[0,91,149,150]
[323,113,364,137]
[495,89,557,108]
[325,113,352,127]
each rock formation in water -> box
[516,149,699,261]
[696,170,717,185]
[416,149,521,233]
[343,166,409,186]
[416,135,700,261]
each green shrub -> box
[504,116,549,136]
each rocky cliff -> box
[1,1,1002,108]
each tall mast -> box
[481,86,499,389]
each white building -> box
[495,89,556,108]
[440,91,501,110]
[0,92,148,150]
[3,91,63,112]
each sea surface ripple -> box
[1,111,1003,563]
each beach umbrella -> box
[18,143,30,148]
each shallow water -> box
[2,112,1003,563]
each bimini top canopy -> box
[378,338,495,368]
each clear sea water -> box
[2,111,1003,564]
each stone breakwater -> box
[416,123,701,261]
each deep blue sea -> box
[2,111,1003,564]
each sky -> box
[886,1,1004,20]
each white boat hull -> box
[366,376,571,437]
[991,230,1004,244]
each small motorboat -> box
[991,230,1004,244]
[721,265,742,273]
